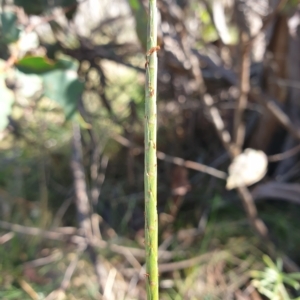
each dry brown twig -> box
[44,244,86,300]
[250,89,300,141]
[51,197,74,228]
[0,221,176,260]
[71,123,93,238]
[184,33,299,270]
[0,232,15,244]
[174,34,271,241]
[18,278,39,300]
[201,0,288,157]
[210,93,300,272]
[196,50,300,163]
[248,0,288,46]
[203,92,298,272]
[203,93,269,238]
[268,144,300,162]
[233,31,250,154]
[23,251,62,269]
[161,23,272,243]
[232,0,286,154]
[112,134,227,179]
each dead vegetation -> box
[1,0,300,299]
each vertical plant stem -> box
[144,0,159,299]
[233,32,250,153]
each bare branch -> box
[112,134,227,179]
[0,221,176,261]
[71,123,93,237]
[250,89,300,141]
[268,144,300,162]
[233,32,251,152]
[44,244,86,300]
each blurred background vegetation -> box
[1,0,300,299]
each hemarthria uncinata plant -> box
[144,0,159,298]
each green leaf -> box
[250,270,266,279]
[16,55,79,74]
[276,258,283,272]
[262,255,278,270]
[15,55,83,119]
[288,273,300,280]
[42,69,84,119]
[128,0,140,10]
[128,0,147,49]
[0,11,21,44]
[199,8,211,25]
[282,274,300,289]
[16,56,57,74]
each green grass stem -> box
[144,0,159,299]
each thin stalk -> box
[144,0,159,299]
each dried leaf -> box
[226,148,268,190]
